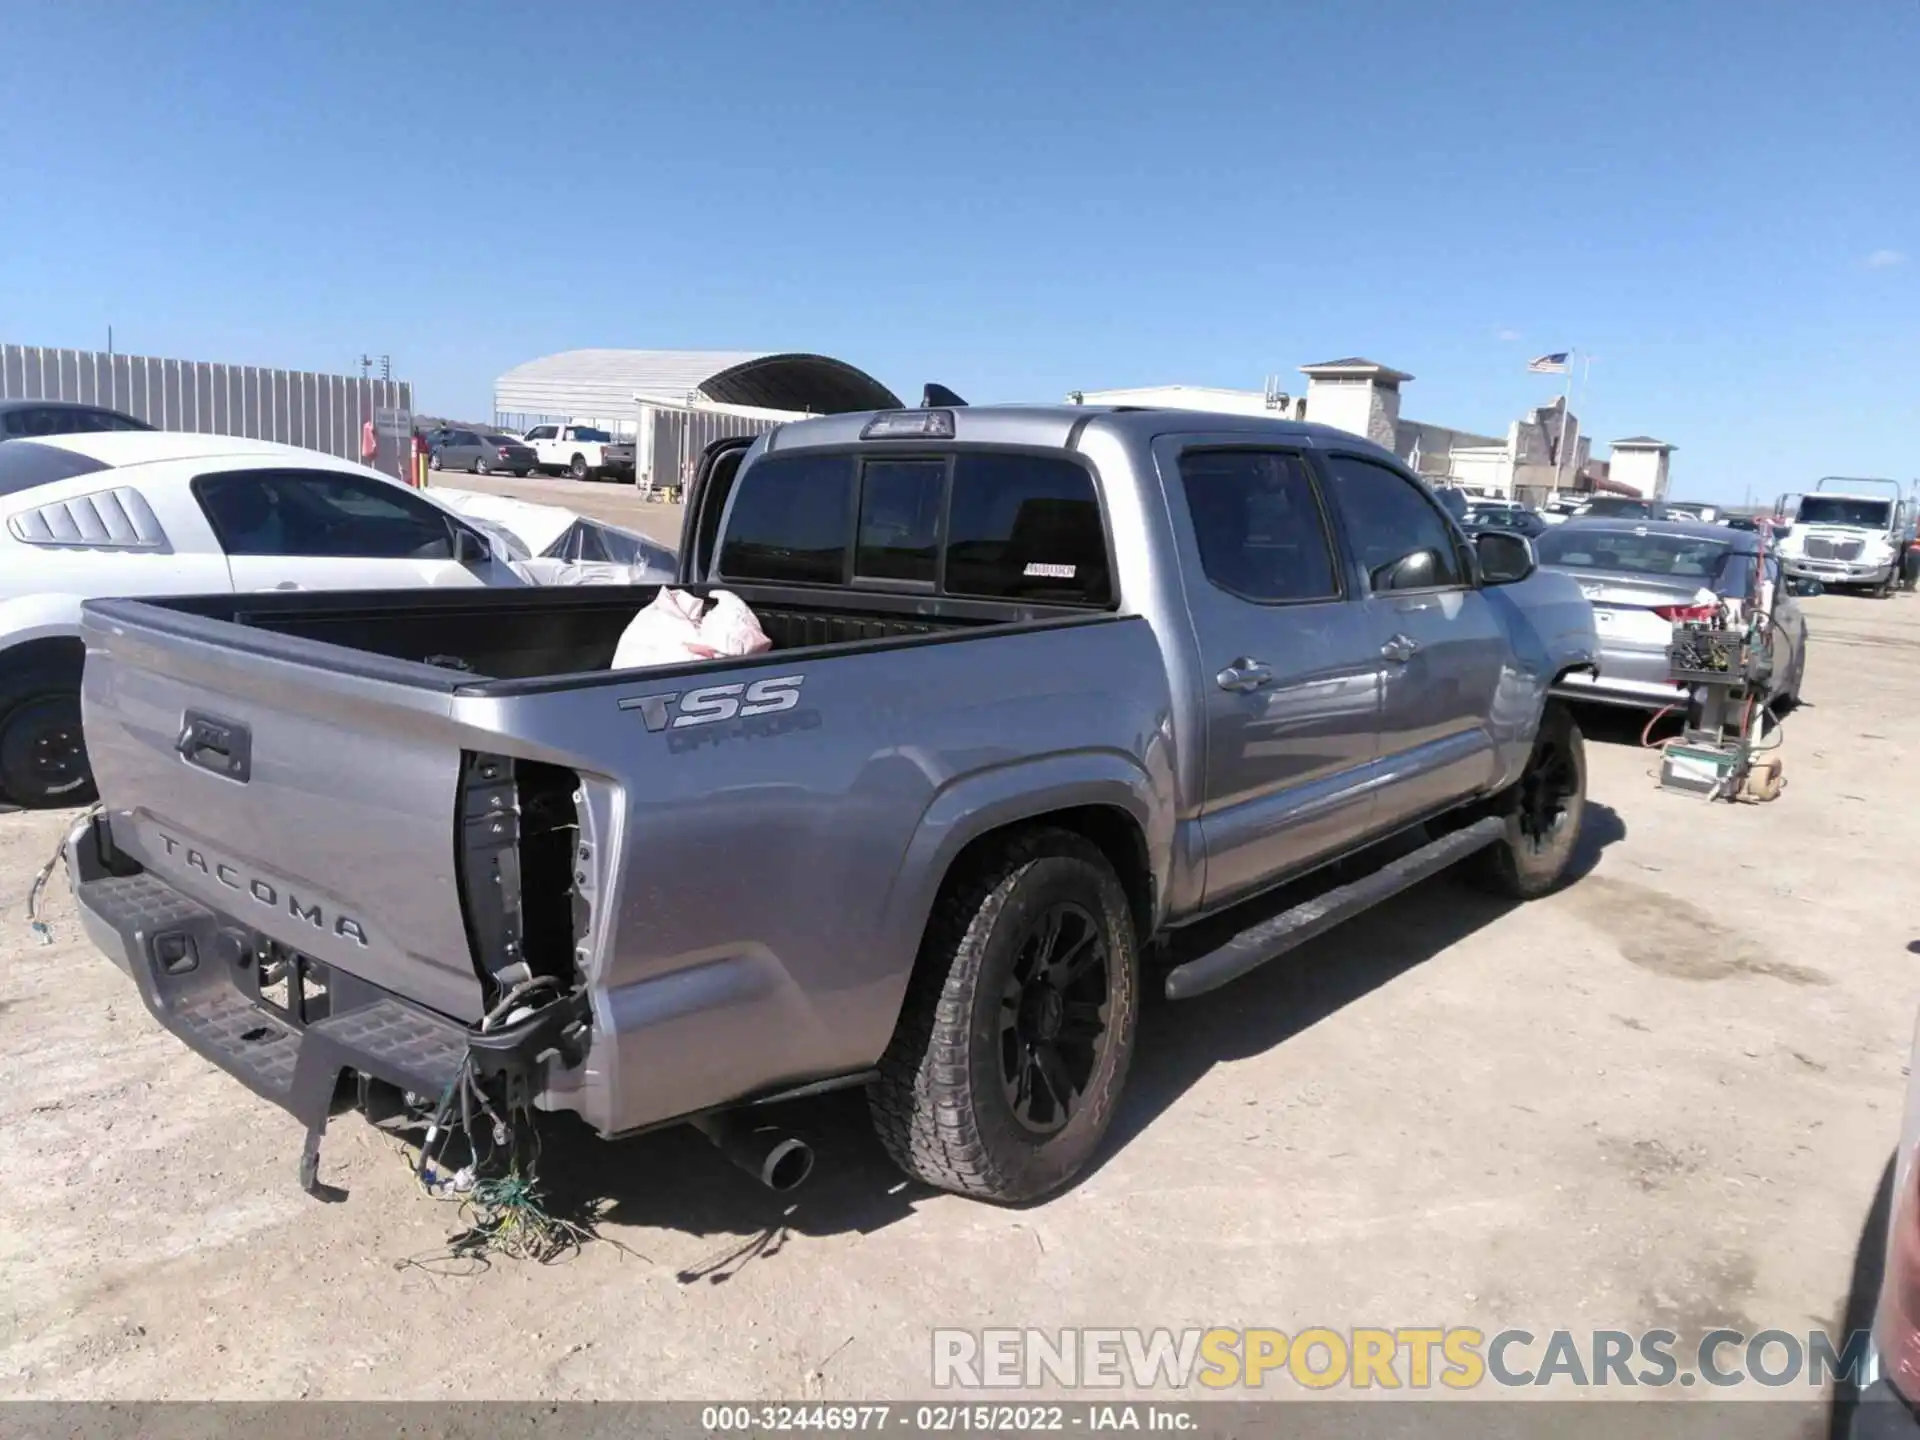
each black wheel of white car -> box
[871,829,1139,1203]
[0,681,96,809]
[1467,702,1585,900]
[569,454,589,480]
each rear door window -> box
[717,452,854,585]
[194,468,458,559]
[856,458,944,583]
[945,453,1112,605]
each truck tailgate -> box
[80,600,484,1021]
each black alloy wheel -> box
[1517,724,1581,855]
[998,901,1111,1134]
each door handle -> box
[1380,633,1421,664]
[1215,658,1275,693]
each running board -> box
[1163,815,1506,1000]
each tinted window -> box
[1179,450,1338,602]
[485,435,517,447]
[1536,527,1732,579]
[1321,454,1464,591]
[718,452,853,585]
[524,426,553,441]
[569,427,612,443]
[857,459,943,583]
[4,407,68,437]
[195,469,458,559]
[107,411,151,430]
[0,440,112,494]
[452,431,479,446]
[946,453,1111,605]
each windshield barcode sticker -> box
[1024,562,1077,578]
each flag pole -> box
[1552,349,1576,493]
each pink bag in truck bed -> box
[610,588,772,669]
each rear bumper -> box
[1553,664,1688,712]
[65,814,584,1155]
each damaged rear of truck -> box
[67,404,1596,1203]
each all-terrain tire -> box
[1466,701,1586,900]
[869,829,1139,1203]
[569,454,589,479]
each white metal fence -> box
[2,343,412,467]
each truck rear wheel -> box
[871,829,1139,1203]
[569,454,589,479]
[1466,701,1585,900]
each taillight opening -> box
[1654,603,1721,623]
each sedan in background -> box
[1539,519,1808,714]
[1464,504,1548,538]
[428,428,537,476]
[1,398,153,440]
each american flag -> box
[1528,352,1571,374]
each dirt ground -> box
[2,580,1916,1404]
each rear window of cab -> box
[717,449,1114,607]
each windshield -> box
[1537,527,1733,583]
[1796,496,1891,528]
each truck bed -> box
[111,583,1058,689]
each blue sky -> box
[3,0,1914,502]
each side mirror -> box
[1374,548,1441,592]
[452,526,491,564]
[1475,530,1537,586]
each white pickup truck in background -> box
[518,423,636,481]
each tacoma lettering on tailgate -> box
[156,831,370,947]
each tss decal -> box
[618,674,805,732]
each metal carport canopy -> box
[494,349,901,419]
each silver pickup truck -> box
[66,405,1596,1203]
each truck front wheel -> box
[1466,701,1586,900]
[871,829,1139,1203]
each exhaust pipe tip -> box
[761,1135,814,1192]
[694,1112,815,1192]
